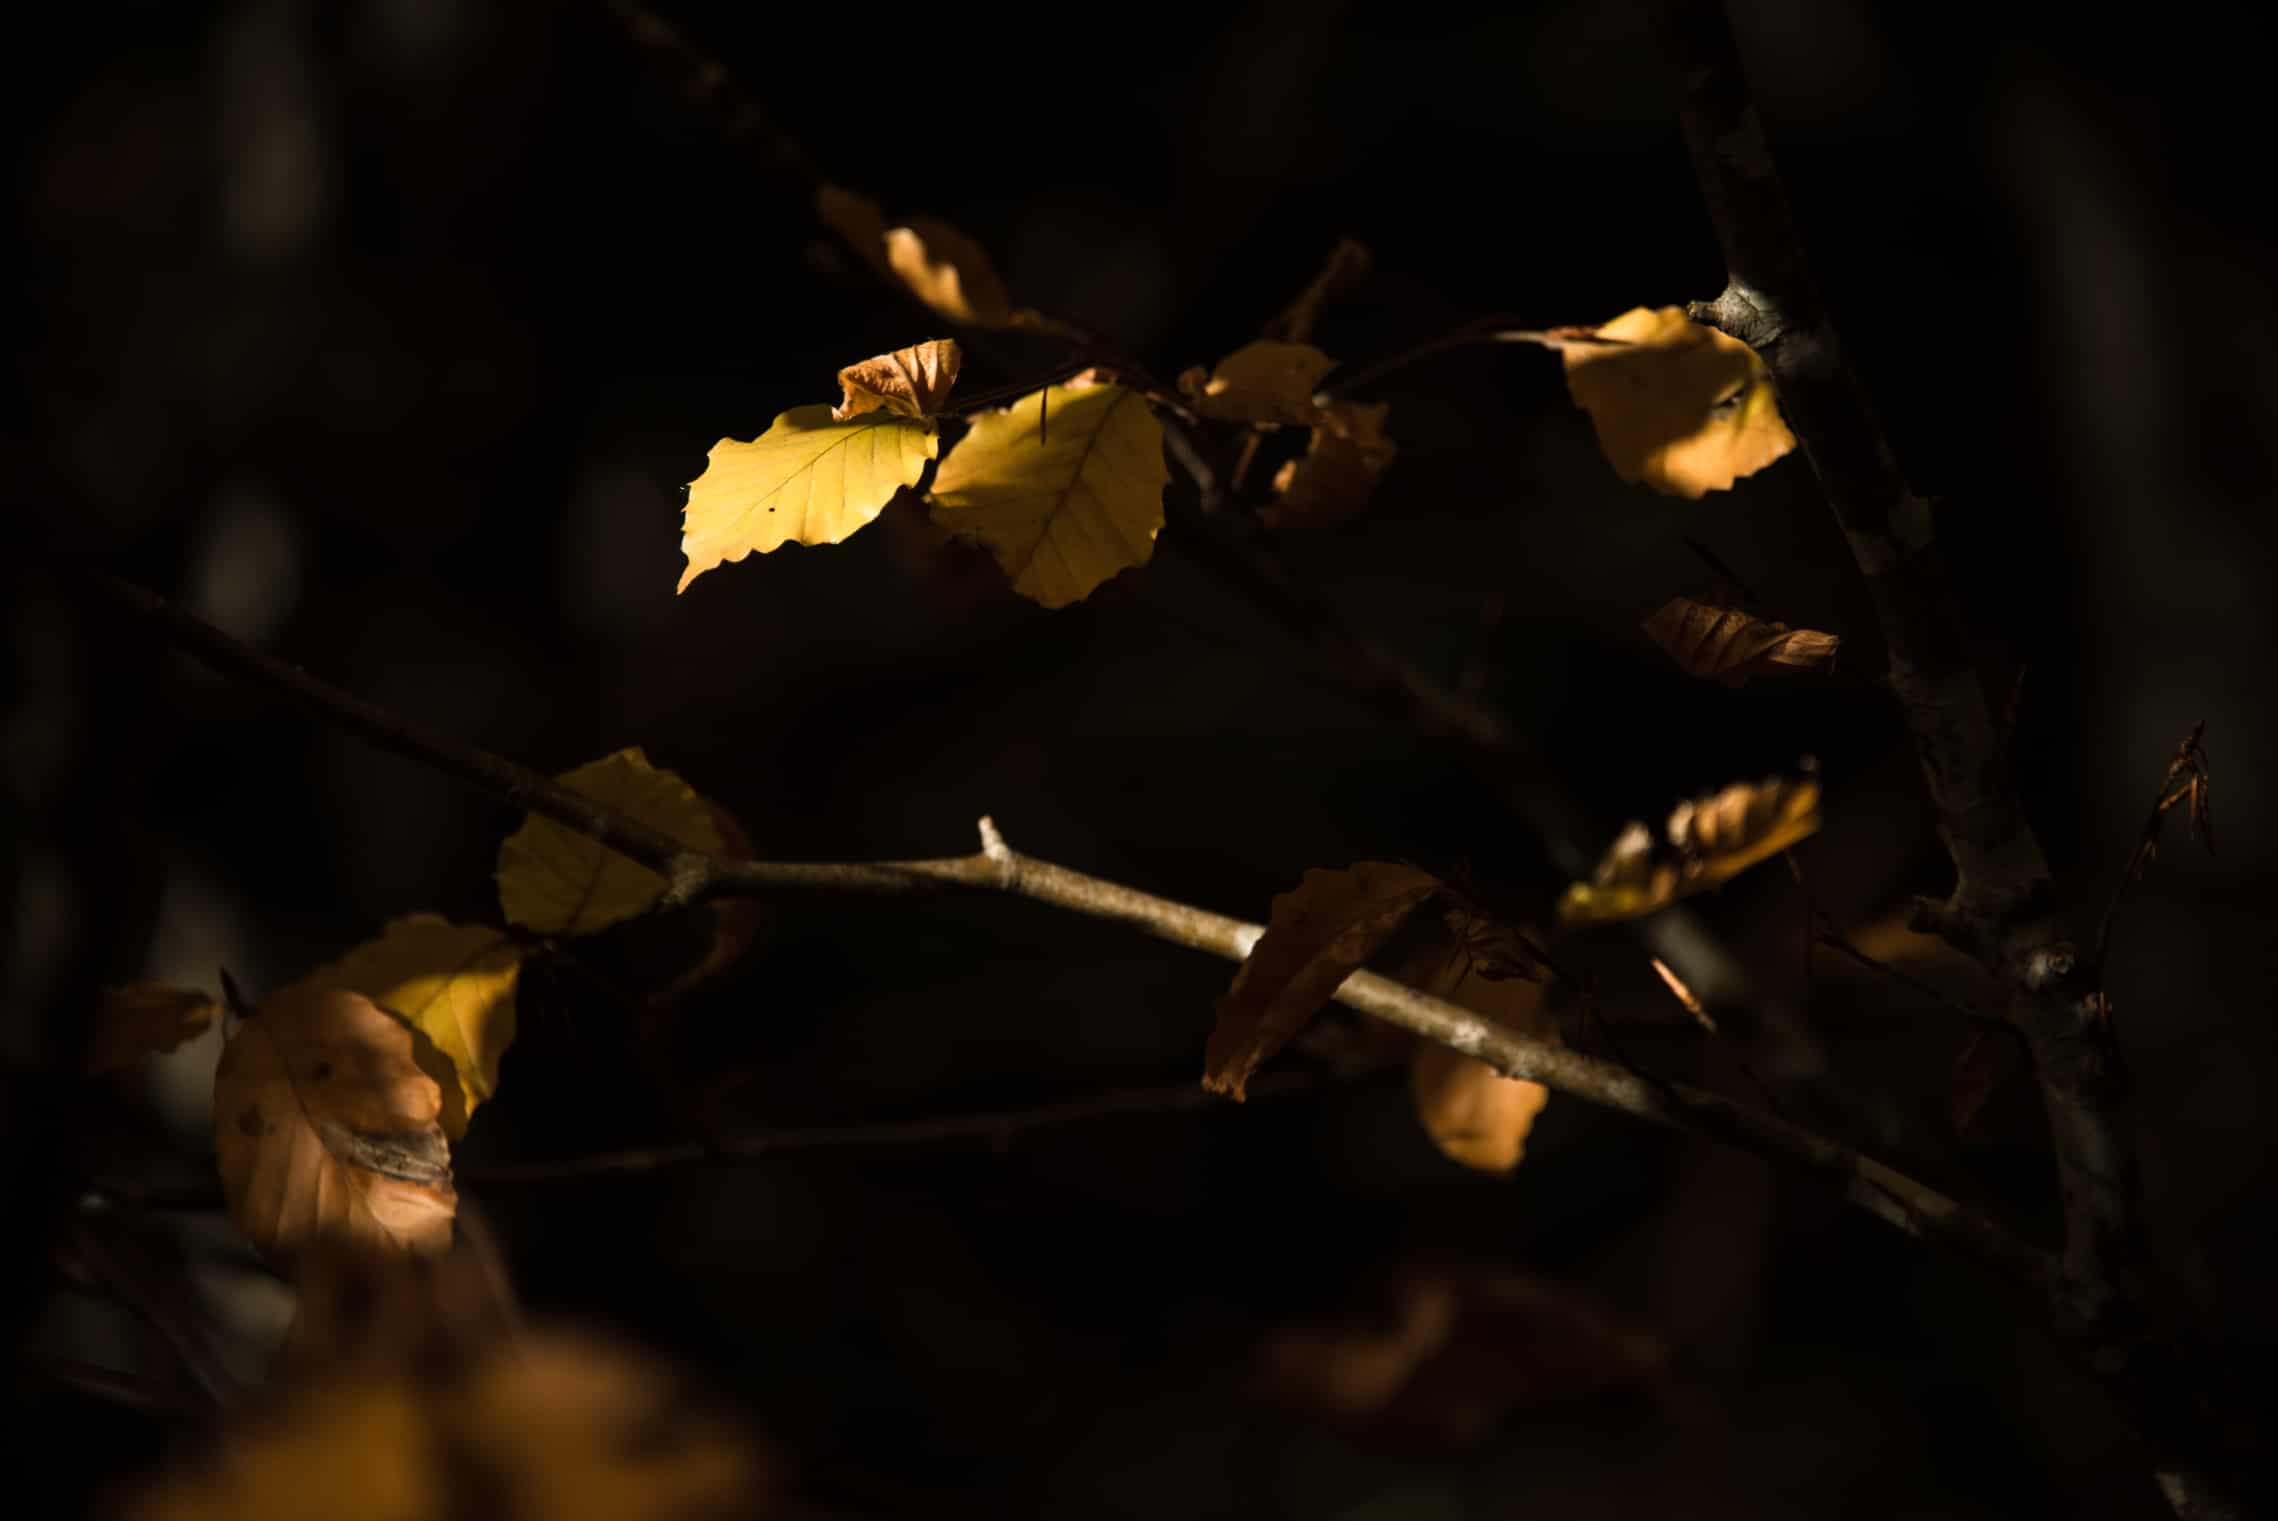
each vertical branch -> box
[1655,4,2250,1516]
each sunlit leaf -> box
[1204,862,1441,1099]
[1408,961,1553,1174]
[1642,596,1838,684]
[214,982,455,1260]
[1558,775,1820,926]
[1263,399,1397,529]
[311,914,524,1140]
[929,380,1169,608]
[86,982,216,1073]
[1561,306,1796,498]
[677,407,936,592]
[831,338,962,422]
[1176,340,1337,425]
[495,748,724,939]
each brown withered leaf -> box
[1177,340,1337,425]
[214,982,456,1261]
[1267,238,1372,344]
[1561,306,1796,498]
[1204,862,1441,1099]
[1263,400,1398,529]
[1642,596,1838,685]
[1408,960,1553,1174]
[1559,775,1820,926]
[831,338,962,422]
[1253,1259,1670,1448]
[87,982,217,1073]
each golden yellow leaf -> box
[121,1380,436,1521]
[213,982,455,1261]
[1642,596,1838,685]
[86,982,216,1073]
[1408,963,1553,1174]
[1558,775,1820,926]
[887,218,1015,327]
[1561,306,1796,498]
[311,914,525,1140]
[1176,340,1337,425]
[496,747,723,939]
[1263,400,1398,529]
[832,338,962,422]
[1204,862,1441,1100]
[677,406,937,593]
[929,381,1169,608]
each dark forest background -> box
[7,1,2274,1516]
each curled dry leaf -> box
[86,982,217,1073]
[1408,961,1553,1173]
[677,405,937,592]
[1642,596,1838,685]
[929,382,1169,608]
[1561,306,1796,498]
[1176,340,1338,425]
[495,748,725,938]
[311,915,524,1140]
[831,338,962,421]
[214,982,455,1261]
[1262,399,1397,529]
[1559,775,1820,926]
[1204,862,1441,1100]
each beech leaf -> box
[1559,775,1820,926]
[1561,306,1796,498]
[1643,596,1838,684]
[832,338,962,422]
[214,982,456,1260]
[87,982,217,1073]
[1408,961,1554,1174]
[311,915,525,1140]
[929,381,1169,608]
[1204,862,1441,1099]
[1176,340,1337,425]
[677,406,937,592]
[496,748,725,939]
[1263,399,1397,529]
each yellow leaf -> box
[1561,306,1796,498]
[213,982,456,1260]
[1408,964,1554,1174]
[1176,340,1337,425]
[677,406,937,593]
[1641,596,1838,685]
[832,338,962,422]
[887,218,1016,327]
[122,1380,436,1521]
[930,381,1169,608]
[87,982,216,1073]
[1263,399,1398,529]
[1559,775,1820,926]
[311,914,525,1140]
[1204,862,1441,1100]
[496,748,723,937]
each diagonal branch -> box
[88,567,2043,1291]
[1657,4,2251,1514]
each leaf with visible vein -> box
[312,915,524,1140]
[1642,596,1838,685]
[678,407,936,592]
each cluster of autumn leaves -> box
[674,191,1812,609]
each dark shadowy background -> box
[7,1,2274,1516]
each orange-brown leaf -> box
[831,339,962,422]
[1561,306,1796,498]
[1407,955,1554,1173]
[1559,776,1820,926]
[1263,400,1397,529]
[1205,862,1441,1099]
[1176,340,1337,425]
[1642,596,1838,685]
[87,982,217,1073]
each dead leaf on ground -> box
[1559,775,1820,926]
[213,982,456,1261]
[929,381,1169,608]
[87,983,217,1073]
[311,915,524,1141]
[1176,340,1337,425]
[831,338,962,421]
[1204,862,1441,1099]
[1642,596,1838,685]
[1561,306,1796,498]
[1263,400,1397,529]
